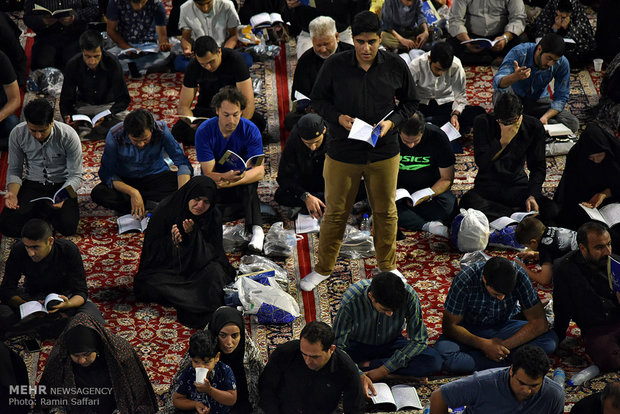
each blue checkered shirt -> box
[333,279,428,372]
[444,261,540,327]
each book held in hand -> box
[396,187,435,206]
[30,186,76,204]
[118,46,160,59]
[460,38,503,49]
[19,293,64,320]
[348,110,394,147]
[441,122,461,141]
[218,150,265,172]
[71,109,111,127]
[609,256,620,293]
[370,383,423,411]
[117,213,150,234]
[579,202,620,227]
[250,12,284,29]
[33,3,72,17]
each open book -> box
[398,49,425,66]
[176,114,210,123]
[579,203,620,227]
[295,214,320,234]
[441,122,461,141]
[489,211,538,231]
[117,213,150,234]
[609,256,620,293]
[396,187,435,206]
[30,186,76,204]
[33,3,72,16]
[218,150,264,172]
[348,110,393,147]
[71,109,111,127]
[19,293,64,320]
[371,383,423,411]
[460,38,503,49]
[544,123,573,137]
[250,12,283,29]
[118,45,160,59]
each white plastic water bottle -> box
[360,214,371,236]
[567,365,600,386]
[552,368,565,389]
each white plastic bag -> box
[239,255,288,285]
[234,276,300,324]
[450,208,489,252]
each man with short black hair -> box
[571,381,620,414]
[333,272,442,397]
[430,345,564,413]
[435,256,558,373]
[459,92,552,222]
[0,98,83,237]
[60,30,130,140]
[0,219,104,339]
[396,111,457,231]
[91,109,192,218]
[172,35,266,146]
[409,41,486,136]
[259,321,364,413]
[553,221,620,372]
[494,32,579,132]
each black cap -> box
[297,114,326,141]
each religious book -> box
[348,110,394,147]
[489,211,538,231]
[118,46,159,59]
[544,123,573,137]
[218,150,264,172]
[32,3,72,17]
[370,383,423,411]
[293,90,310,103]
[422,0,440,25]
[441,121,461,141]
[295,213,320,234]
[19,293,64,320]
[460,38,504,49]
[579,203,620,227]
[250,12,284,29]
[117,213,150,234]
[608,256,620,293]
[395,187,435,206]
[30,186,76,204]
[71,109,111,127]
[176,114,210,124]
[398,49,425,66]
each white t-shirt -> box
[178,0,240,45]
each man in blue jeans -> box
[333,272,442,397]
[435,256,558,374]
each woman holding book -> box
[164,306,264,414]
[37,312,158,414]
[134,176,236,328]
[554,121,620,238]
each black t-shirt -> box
[538,226,578,266]
[0,50,17,108]
[183,48,250,108]
[397,123,455,191]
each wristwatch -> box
[300,192,310,201]
[502,34,509,43]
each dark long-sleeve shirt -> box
[258,340,364,414]
[60,51,130,118]
[0,239,88,304]
[553,251,620,342]
[311,49,418,164]
[0,12,27,87]
[290,41,353,103]
[472,113,546,197]
[276,126,327,198]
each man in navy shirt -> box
[195,86,265,252]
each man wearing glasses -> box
[459,92,553,222]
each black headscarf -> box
[66,325,101,354]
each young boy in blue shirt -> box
[173,330,237,413]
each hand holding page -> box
[218,150,265,172]
[348,110,393,147]
[30,186,76,204]
[19,293,65,319]
[579,203,620,227]
[395,187,435,206]
[71,109,111,127]
[441,122,461,141]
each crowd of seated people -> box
[1,0,620,412]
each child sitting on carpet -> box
[173,330,237,414]
[514,216,578,285]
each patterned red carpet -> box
[1,40,616,413]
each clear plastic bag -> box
[234,275,300,324]
[239,255,288,285]
[460,251,491,269]
[27,68,64,98]
[340,224,375,259]
[223,223,250,252]
[264,222,297,257]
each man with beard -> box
[553,221,620,371]
[493,32,579,133]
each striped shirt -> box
[444,261,540,327]
[333,280,428,372]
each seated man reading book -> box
[396,112,458,233]
[0,98,83,238]
[91,109,192,218]
[195,86,266,252]
[259,321,364,413]
[0,219,104,339]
